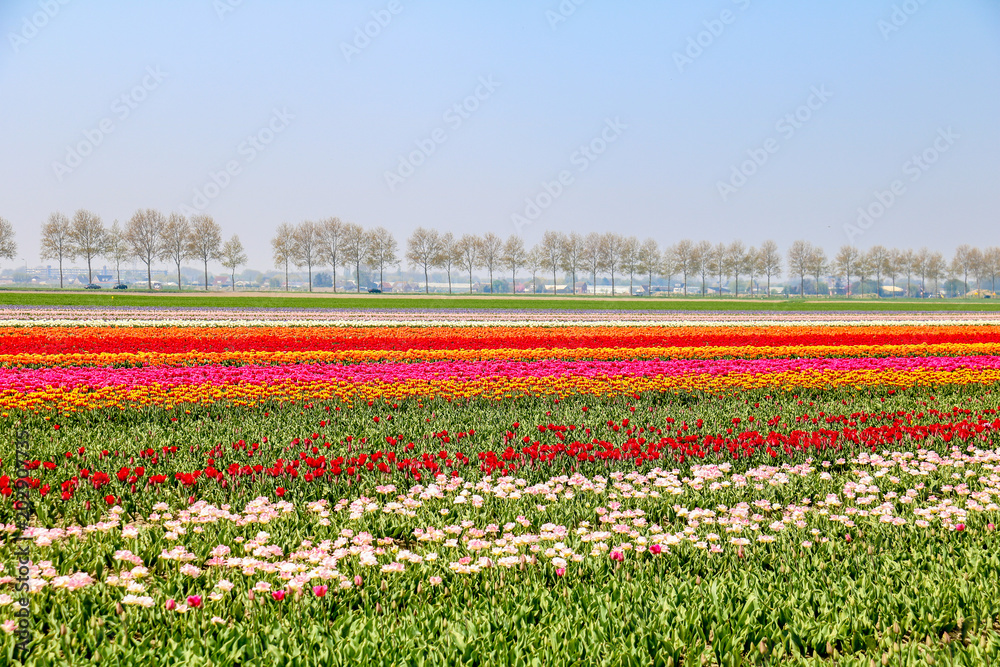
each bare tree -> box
[786,240,813,297]
[187,214,222,291]
[727,241,749,296]
[319,217,344,292]
[455,234,482,293]
[539,231,565,294]
[437,232,456,294]
[527,245,543,293]
[478,232,503,293]
[757,240,782,297]
[671,240,696,296]
[560,232,584,294]
[40,212,73,288]
[865,245,891,297]
[365,226,397,290]
[899,248,915,297]
[501,234,527,293]
[957,246,983,294]
[126,209,165,289]
[406,227,442,293]
[581,232,603,292]
[982,247,1000,293]
[340,223,367,292]
[636,238,660,295]
[926,251,945,295]
[913,247,930,293]
[807,246,828,295]
[220,235,247,291]
[693,240,712,297]
[271,222,295,291]
[160,213,191,291]
[661,245,679,296]
[70,209,106,284]
[292,220,322,292]
[745,246,760,296]
[0,218,15,269]
[708,242,727,296]
[834,246,860,298]
[600,233,626,295]
[104,220,132,287]
[620,236,639,295]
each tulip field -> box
[4,306,1000,666]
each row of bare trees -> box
[788,242,1000,296]
[40,210,247,289]
[270,221,1000,296]
[400,230,787,295]
[270,219,398,292]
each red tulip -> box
[313,585,328,597]
[649,544,662,555]
[955,524,965,532]
[187,596,202,608]
[271,590,286,602]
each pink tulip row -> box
[3,355,1000,392]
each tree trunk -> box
[177,262,182,291]
[147,261,152,290]
[59,257,64,289]
[308,264,312,292]
[231,270,236,291]
[425,265,429,293]
[204,259,209,291]
[87,256,92,284]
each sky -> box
[1,0,999,276]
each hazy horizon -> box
[2,1,998,275]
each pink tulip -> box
[610,551,624,562]
[955,524,965,532]
[186,596,201,608]
[354,575,363,587]
[165,598,177,611]
[272,590,286,601]
[556,568,566,577]
[649,544,662,555]
[313,585,328,597]
[845,534,852,543]
[987,523,996,531]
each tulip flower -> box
[165,599,176,611]
[649,544,662,555]
[955,524,965,532]
[312,585,328,597]
[186,596,202,609]
[272,590,286,601]
[610,551,624,562]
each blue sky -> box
[1,0,998,272]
